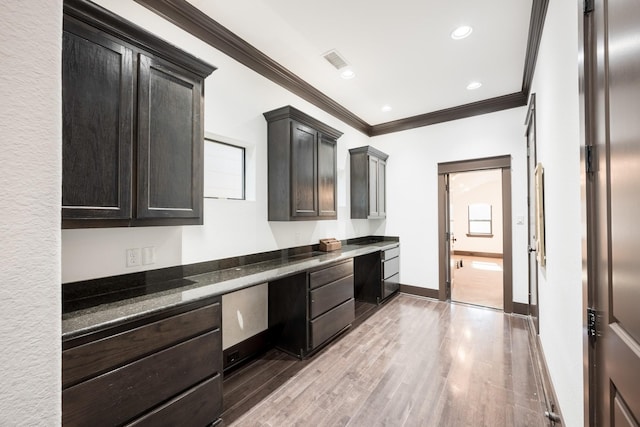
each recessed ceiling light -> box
[451,25,473,40]
[466,81,482,90]
[381,105,392,112]
[340,68,356,79]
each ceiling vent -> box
[323,49,349,70]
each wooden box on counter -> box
[319,238,342,252]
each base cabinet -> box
[269,259,355,357]
[62,298,222,426]
[381,246,400,299]
[354,245,400,304]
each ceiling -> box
[136,0,542,135]
[185,0,533,125]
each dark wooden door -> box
[525,96,539,334]
[443,174,453,300]
[586,0,640,425]
[62,20,133,221]
[290,122,318,218]
[137,54,203,220]
[317,135,337,218]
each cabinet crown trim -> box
[264,105,343,140]
[64,0,216,77]
[348,145,389,160]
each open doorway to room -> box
[438,155,513,313]
[449,169,504,310]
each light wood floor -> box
[452,256,504,310]
[222,294,547,426]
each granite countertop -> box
[62,241,399,340]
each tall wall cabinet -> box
[264,106,343,221]
[62,0,215,228]
[349,146,389,219]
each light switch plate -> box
[142,246,156,265]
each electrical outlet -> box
[126,248,141,267]
[142,246,156,265]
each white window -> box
[468,203,492,236]
[204,139,245,199]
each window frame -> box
[467,203,493,237]
[203,138,246,200]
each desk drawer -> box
[383,273,400,299]
[63,330,221,427]
[63,302,221,388]
[126,374,222,427]
[310,298,354,349]
[382,246,400,260]
[309,259,353,290]
[310,275,354,318]
[382,256,399,280]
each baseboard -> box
[399,284,439,299]
[223,329,271,372]
[512,302,529,315]
[527,317,564,425]
[452,250,502,259]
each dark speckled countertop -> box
[62,241,399,340]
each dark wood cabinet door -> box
[137,54,203,221]
[368,156,379,217]
[290,122,318,218]
[318,136,337,218]
[378,159,386,217]
[62,22,133,220]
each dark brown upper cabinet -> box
[264,106,342,221]
[349,146,388,219]
[62,0,215,228]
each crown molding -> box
[370,92,528,136]
[135,0,546,137]
[134,0,372,135]
[522,0,550,97]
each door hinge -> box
[585,145,596,174]
[584,0,594,14]
[587,307,597,339]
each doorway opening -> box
[438,155,513,313]
[449,169,504,310]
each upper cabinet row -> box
[61,0,215,228]
[61,0,385,227]
[264,106,388,222]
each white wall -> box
[450,169,503,254]
[0,1,62,424]
[370,107,529,303]
[529,0,583,425]
[61,0,376,284]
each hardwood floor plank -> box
[224,294,548,426]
